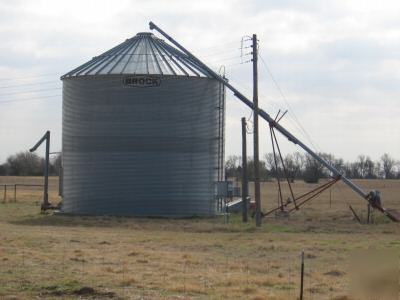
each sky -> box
[0,0,399,163]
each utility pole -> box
[252,34,262,227]
[241,117,248,222]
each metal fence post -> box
[300,251,304,300]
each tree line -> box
[0,151,61,176]
[0,150,398,181]
[225,152,400,182]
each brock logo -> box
[123,76,161,87]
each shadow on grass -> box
[8,211,304,234]
[9,211,231,230]
[8,203,389,234]
[10,213,124,228]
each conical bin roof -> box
[61,32,211,78]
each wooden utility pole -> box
[241,117,248,222]
[252,34,262,227]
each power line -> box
[227,68,321,156]
[205,61,248,75]
[206,55,243,64]
[0,80,60,90]
[0,87,61,97]
[0,94,61,105]
[199,47,240,58]
[258,52,323,153]
[196,40,241,52]
[0,73,60,82]
[227,72,285,113]
[218,62,245,69]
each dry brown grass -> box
[0,176,399,299]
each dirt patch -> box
[70,257,86,263]
[333,296,354,300]
[99,241,111,245]
[74,286,95,295]
[41,285,117,298]
[324,270,346,276]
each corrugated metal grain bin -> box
[60,32,225,216]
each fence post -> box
[300,251,304,300]
[3,185,6,203]
[14,184,17,202]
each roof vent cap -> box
[136,32,153,36]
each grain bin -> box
[60,32,225,216]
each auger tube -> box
[149,21,398,222]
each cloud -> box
[0,0,399,162]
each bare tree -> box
[381,153,396,179]
[396,161,400,179]
[345,161,366,178]
[356,155,367,178]
[264,152,281,178]
[319,153,346,177]
[364,156,376,179]
[303,153,325,183]
[374,161,383,179]
[293,152,305,173]
[50,154,62,175]
[333,157,345,175]
[6,151,43,176]
[225,155,241,179]
[0,163,8,176]
[222,151,399,181]
[284,152,304,182]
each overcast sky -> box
[0,0,399,163]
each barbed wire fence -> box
[0,241,350,300]
[1,184,44,203]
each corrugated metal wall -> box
[62,75,222,216]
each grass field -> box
[0,176,399,299]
